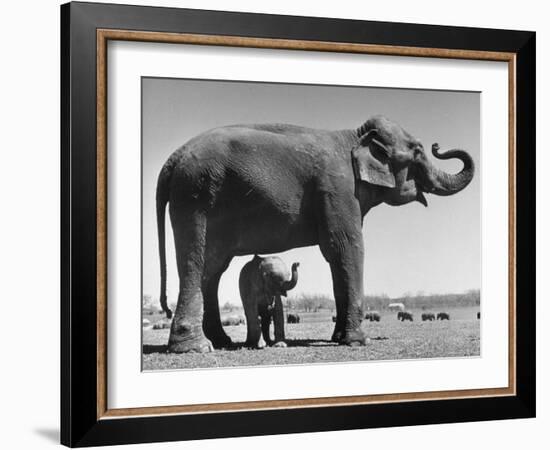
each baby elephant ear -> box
[352,129,395,188]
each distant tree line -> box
[363,289,480,311]
[284,294,334,312]
[362,294,391,311]
[143,289,480,315]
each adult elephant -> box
[287,314,301,324]
[239,255,299,348]
[365,312,381,322]
[157,115,474,352]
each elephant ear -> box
[352,129,395,188]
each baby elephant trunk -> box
[281,262,300,295]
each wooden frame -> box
[61,1,535,446]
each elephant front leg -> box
[272,296,287,347]
[320,229,367,346]
[329,263,347,343]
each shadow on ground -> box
[143,338,337,354]
[285,338,335,347]
[143,344,168,354]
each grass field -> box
[142,306,480,370]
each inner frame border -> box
[96,29,516,420]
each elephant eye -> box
[371,138,390,157]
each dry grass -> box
[142,307,480,370]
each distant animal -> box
[364,311,381,322]
[437,312,450,320]
[152,319,172,330]
[422,313,435,321]
[287,314,301,324]
[398,311,413,321]
[239,254,299,348]
[477,312,480,319]
[388,302,405,312]
[332,316,337,323]
[221,315,245,326]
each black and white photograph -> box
[141,77,481,370]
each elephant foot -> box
[204,321,233,349]
[331,328,345,343]
[245,336,266,349]
[272,341,287,348]
[168,323,214,353]
[168,336,214,353]
[340,329,368,347]
[245,343,266,350]
[257,339,266,349]
[207,333,233,349]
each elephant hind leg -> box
[202,255,233,349]
[168,210,213,353]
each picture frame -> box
[60,1,535,447]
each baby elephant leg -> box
[260,309,273,346]
[272,296,287,347]
[244,302,262,348]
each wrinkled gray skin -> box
[157,115,474,353]
[239,255,299,348]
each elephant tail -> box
[156,159,175,319]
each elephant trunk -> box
[282,262,300,294]
[426,144,475,196]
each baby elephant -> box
[239,255,299,348]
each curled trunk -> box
[282,262,300,293]
[428,144,475,196]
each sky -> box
[142,78,480,305]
